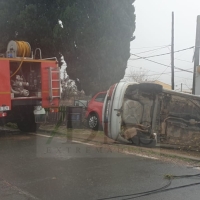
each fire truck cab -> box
[0,41,60,132]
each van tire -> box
[139,83,163,93]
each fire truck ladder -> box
[49,67,61,102]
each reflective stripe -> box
[42,90,60,93]
[0,57,57,63]
[0,92,10,94]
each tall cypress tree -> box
[0,0,136,94]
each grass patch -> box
[6,123,18,130]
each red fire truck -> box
[0,41,61,132]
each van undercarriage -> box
[120,84,200,147]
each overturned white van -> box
[102,80,200,148]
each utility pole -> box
[192,15,200,95]
[171,12,175,90]
[181,83,182,92]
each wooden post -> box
[192,16,200,95]
[171,12,175,90]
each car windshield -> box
[1,1,200,200]
[94,93,106,102]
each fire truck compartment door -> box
[0,60,11,110]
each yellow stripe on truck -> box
[0,92,11,94]
[42,90,60,93]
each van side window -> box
[94,93,106,102]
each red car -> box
[85,91,107,130]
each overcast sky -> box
[127,0,200,91]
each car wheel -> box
[88,113,99,131]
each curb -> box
[38,128,200,163]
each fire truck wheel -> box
[17,119,39,133]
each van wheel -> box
[88,113,99,131]
[139,83,163,93]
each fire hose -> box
[10,41,31,78]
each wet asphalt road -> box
[0,130,200,200]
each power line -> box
[175,67,193,73]
[125,71,192,77]
[151,46,194,58]
[98,173,200,200]
[130,55,171,67]
[156,46,171,80]
[129,54,193,73]
[131,46,194,60]
[125,69,193,80]
[129,54,170,80]
[128,65,193,72]
[156,46,172,80]
[132,45,170,55]
[131,52,170,60]
[127,65,172,75]
[156,67,169,80]
[127,65,160,74]
[130,45,171,50]
[125,72,192,77]
[174,58,192,63]
[127,66,193,78]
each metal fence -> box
[45,106,86,127]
